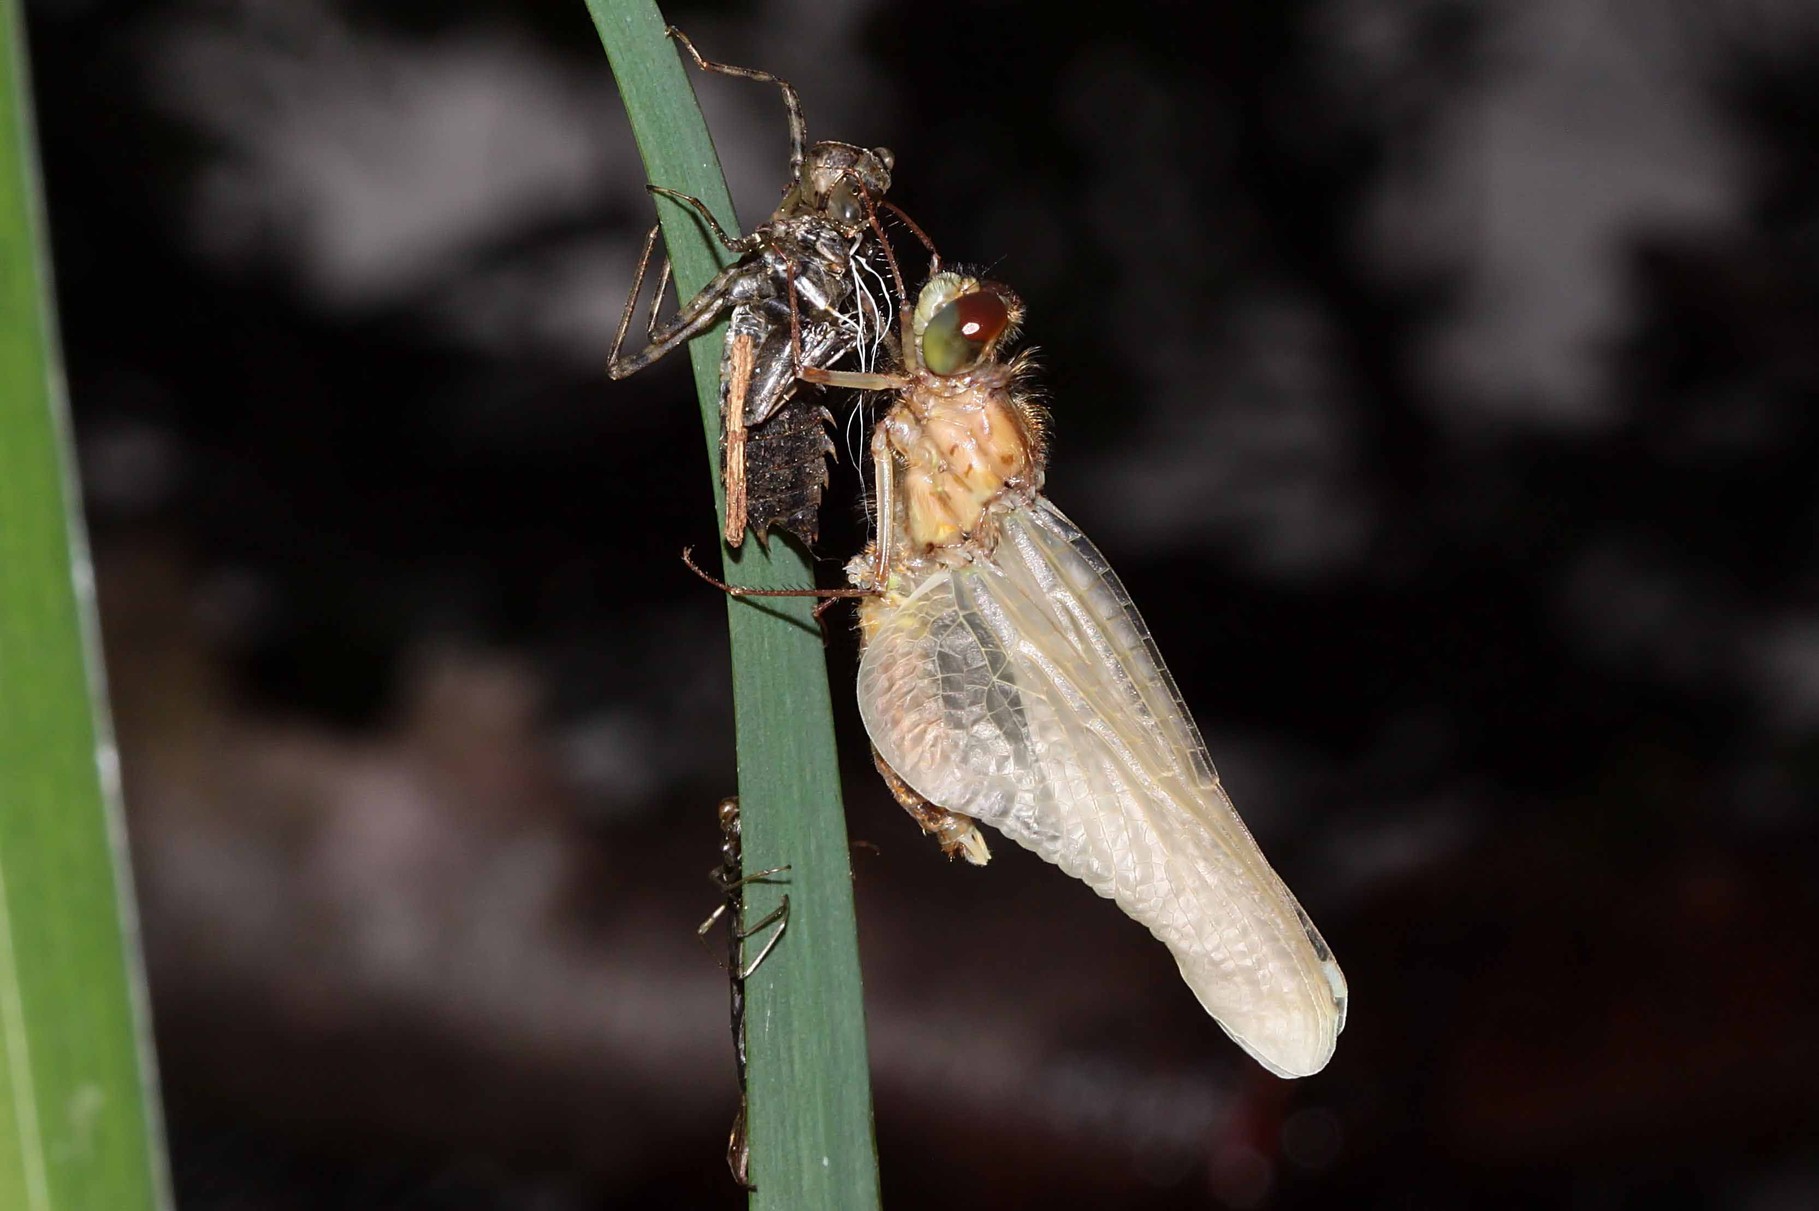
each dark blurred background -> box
[25,0,1819,1206]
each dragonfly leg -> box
[647,184,759,255]
[737,893,790,980]
[798,366,906,392]
[643,257,673,343]
[721,864,790,895]
[862,189,910,308]
[679,547,876,603]
[695,901,732,968]
[607,223,663,376]
[608,259,747,380]
[667,26,808,182]
[882,200,941,275]
[871,747,991,865]
[786,258,805,376]
[680,547,875,643]
[867,423,896,584]
[699,862,791,967]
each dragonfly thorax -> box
[888,367,1043,561]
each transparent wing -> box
[858,499,1347,1077]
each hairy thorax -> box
[888,365,1042,563]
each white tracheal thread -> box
[835,247,896,474]
[853,251,894,374]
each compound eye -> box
[827,181,863,224]
[922,290,1010,376]
[873,147,896,174]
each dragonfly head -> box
[913,273,1024,376]
[783,141,894,229]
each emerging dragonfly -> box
[609,28,910,550]
[807,272,1350,1078]
[698,796,790,1189]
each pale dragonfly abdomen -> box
[858,497,1348,1078]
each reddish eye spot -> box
[924,286,1016,375]
[953,292,1009,345]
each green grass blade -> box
[582,3,881,1207]
[0,3,171,1210]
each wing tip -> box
[1200,956,1350,1079]
[1227,1008,1344,1079]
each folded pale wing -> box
[858,499,1347,1077]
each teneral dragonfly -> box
[815,272,1349,1078]
[609,28,908,550]
[698,796,790,1188]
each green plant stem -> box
[0,3,170,1209]
[583,3,881,1207]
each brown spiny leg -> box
[609,254,744,380]
[645,184,755,255]
[871,747,990,866]
[667,27,808,183]
[722,332,754,547]
[882,200,941,275]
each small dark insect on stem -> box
[700,797,792,1189]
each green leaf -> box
[0,3,172,1209]
[582,3,881,1207]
